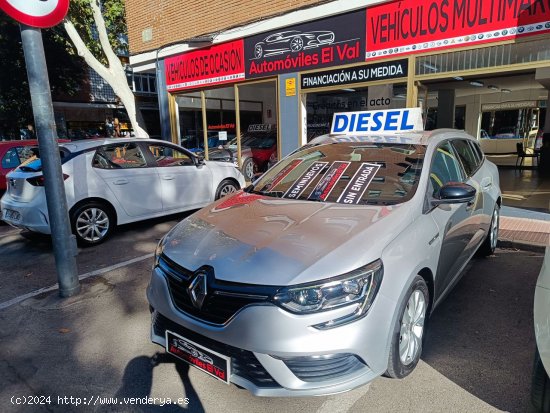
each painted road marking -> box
[0,253,154,310]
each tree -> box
[62,0,148,138]
[0,14,84,139]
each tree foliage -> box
[56,0,128,64]
[0,14,85,139]
[0,0,134,140]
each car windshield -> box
[250,142,426,205]
[17,147,72,172]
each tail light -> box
[26,174,70,186]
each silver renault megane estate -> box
[147,119,501,396]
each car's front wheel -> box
[242,158,256,181]
[532,349,550,412]
[215,179,239,200]
[478,203,500,256]
[386,275,429,379]
[71,201,115,247]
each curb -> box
[497,239,547,254]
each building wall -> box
[126,0,327,55]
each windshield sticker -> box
[261,159,303,192]
[308,161,351,201]
[337,162,381,204]
[283,162,328,199]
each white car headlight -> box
[273,259,383,326]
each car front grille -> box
[152,311,278,388]
[278,354,368,382]
[158,254,278,325]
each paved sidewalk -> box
[499,216,550,250]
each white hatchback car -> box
[1,138,245,246]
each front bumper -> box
[147,265,396,396]
[0,193,50,234]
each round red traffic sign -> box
[0,0,70,28]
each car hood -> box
[161,191,412,286]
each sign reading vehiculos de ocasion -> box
[165,40,245,92]
[366,0,550,59]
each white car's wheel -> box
[478,204,500,256]
[386,275,429,378]
[215,179,239,199]
[71,201,115,246]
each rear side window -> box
[92,143,147,169]
[468,140,484,165]
[148,144,194,167]
[451,139,479,176]
[429,142,464,195]
[1,146,36,169]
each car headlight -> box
[272,259,383,327]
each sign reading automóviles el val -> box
[245,10,365,79]
[366,0,550,59]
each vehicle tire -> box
[254,44,263,59]
[477,204,500,257]
[70,201,115,247]
[215,179,239,200]
[385,275,429,379]
[242,158,256,181]
[532,349,550,412]
[290,36,304,52]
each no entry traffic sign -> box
[0,0,70,28]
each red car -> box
[0,139,69,191]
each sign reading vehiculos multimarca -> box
[165,40,245,92]
[366,0,550,59]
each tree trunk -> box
[62,0,149,138]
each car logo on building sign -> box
[188,271,208,309]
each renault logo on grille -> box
[9,178,16,189]
[188,271,208,309]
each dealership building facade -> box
[126,0,550,164]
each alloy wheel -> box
[490,208,500,250]
[219,183,237,197]
[399,290,427,365]
[76,207,110,243]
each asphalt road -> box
[0,217,544,413]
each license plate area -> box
[3,209,21,221]
[166,330,231,384]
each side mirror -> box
[194,154,205,166]
[432,182,476,206]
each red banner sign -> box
[165,40,245,91]
[366,0,550,59]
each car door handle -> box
[113,179,129,185]
[162,175,175,180]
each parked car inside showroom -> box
[147,108,502,396]
[208,124,277,181]
[532,247,550,412]
[1,138,245,246]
